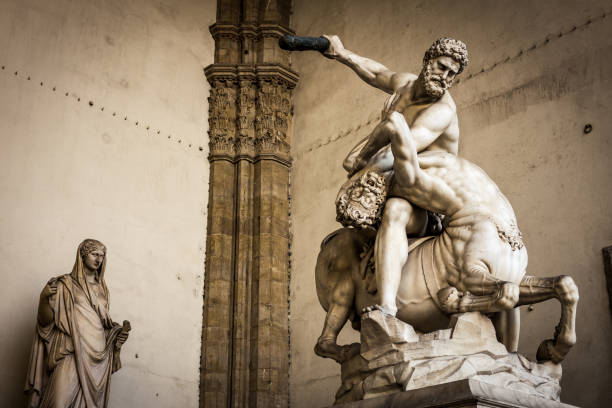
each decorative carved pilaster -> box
[236,78,257,155]
[201,1,298,407]
[255,80,291,156]
[208,79,238,157]
[206,66,298,162]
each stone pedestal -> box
[332,379,578,408]
[334,311,574,407]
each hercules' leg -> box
[516,275,578,363]
[492,308,520,352]
[371,198,412,317]
[315,275,360,363]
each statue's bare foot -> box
[361,304,397,316]
[315,339,361,363]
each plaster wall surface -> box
[0,1,215,406]
[289,1,612,407]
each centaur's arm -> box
[386,111,462,215]
[348,101,456,176]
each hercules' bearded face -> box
[420,55,460,99]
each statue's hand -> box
[115,320,131,349]
[40,279,58,299]
[116,332,129,348]
[322,35,345,59]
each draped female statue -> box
[25,239,130,408]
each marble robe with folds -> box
[25,249,123,408]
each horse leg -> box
[515,275,579,363]
[437,268,520,314]
[314,275,361,363]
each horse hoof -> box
[314,341,336,360]
[438,287,460,313]
[315,340,361,364]
[538,338,572,363]
[339,343,361,362]
[536,339,555,362]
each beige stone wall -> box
[0,0,215,406]
[289,1,612,407]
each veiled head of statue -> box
[421,37,468,98]
[79,239,106,271]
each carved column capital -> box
[236,68,257,157]
[254,65,298,160]
[206,72,238,158]
[205,64,298,161]
[254,78,291,160]
[255,64,299,89]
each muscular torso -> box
[385,78,459,155]
[398,152,529,285]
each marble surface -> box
[332,378,578,408]
[335,311,566,405]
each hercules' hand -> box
[322,35,345,59]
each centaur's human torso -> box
[355,151,528,332]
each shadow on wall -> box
[11,312,37,406]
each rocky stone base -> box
[335,311,567,405]
[332,378,578,408]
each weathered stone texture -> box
[336,312,565,405]
[333,379,578,408]
[200,1,298,407]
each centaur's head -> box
[336,170,387,229]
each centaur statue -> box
[279,34,578,368]
[315,111,578,366]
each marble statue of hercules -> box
[323,35,469,315]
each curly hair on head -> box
[79,239,106,258]
[423,37,469,73]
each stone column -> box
[200,1,298,407]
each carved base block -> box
[332,378,578,408]
[335,311,570,406]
